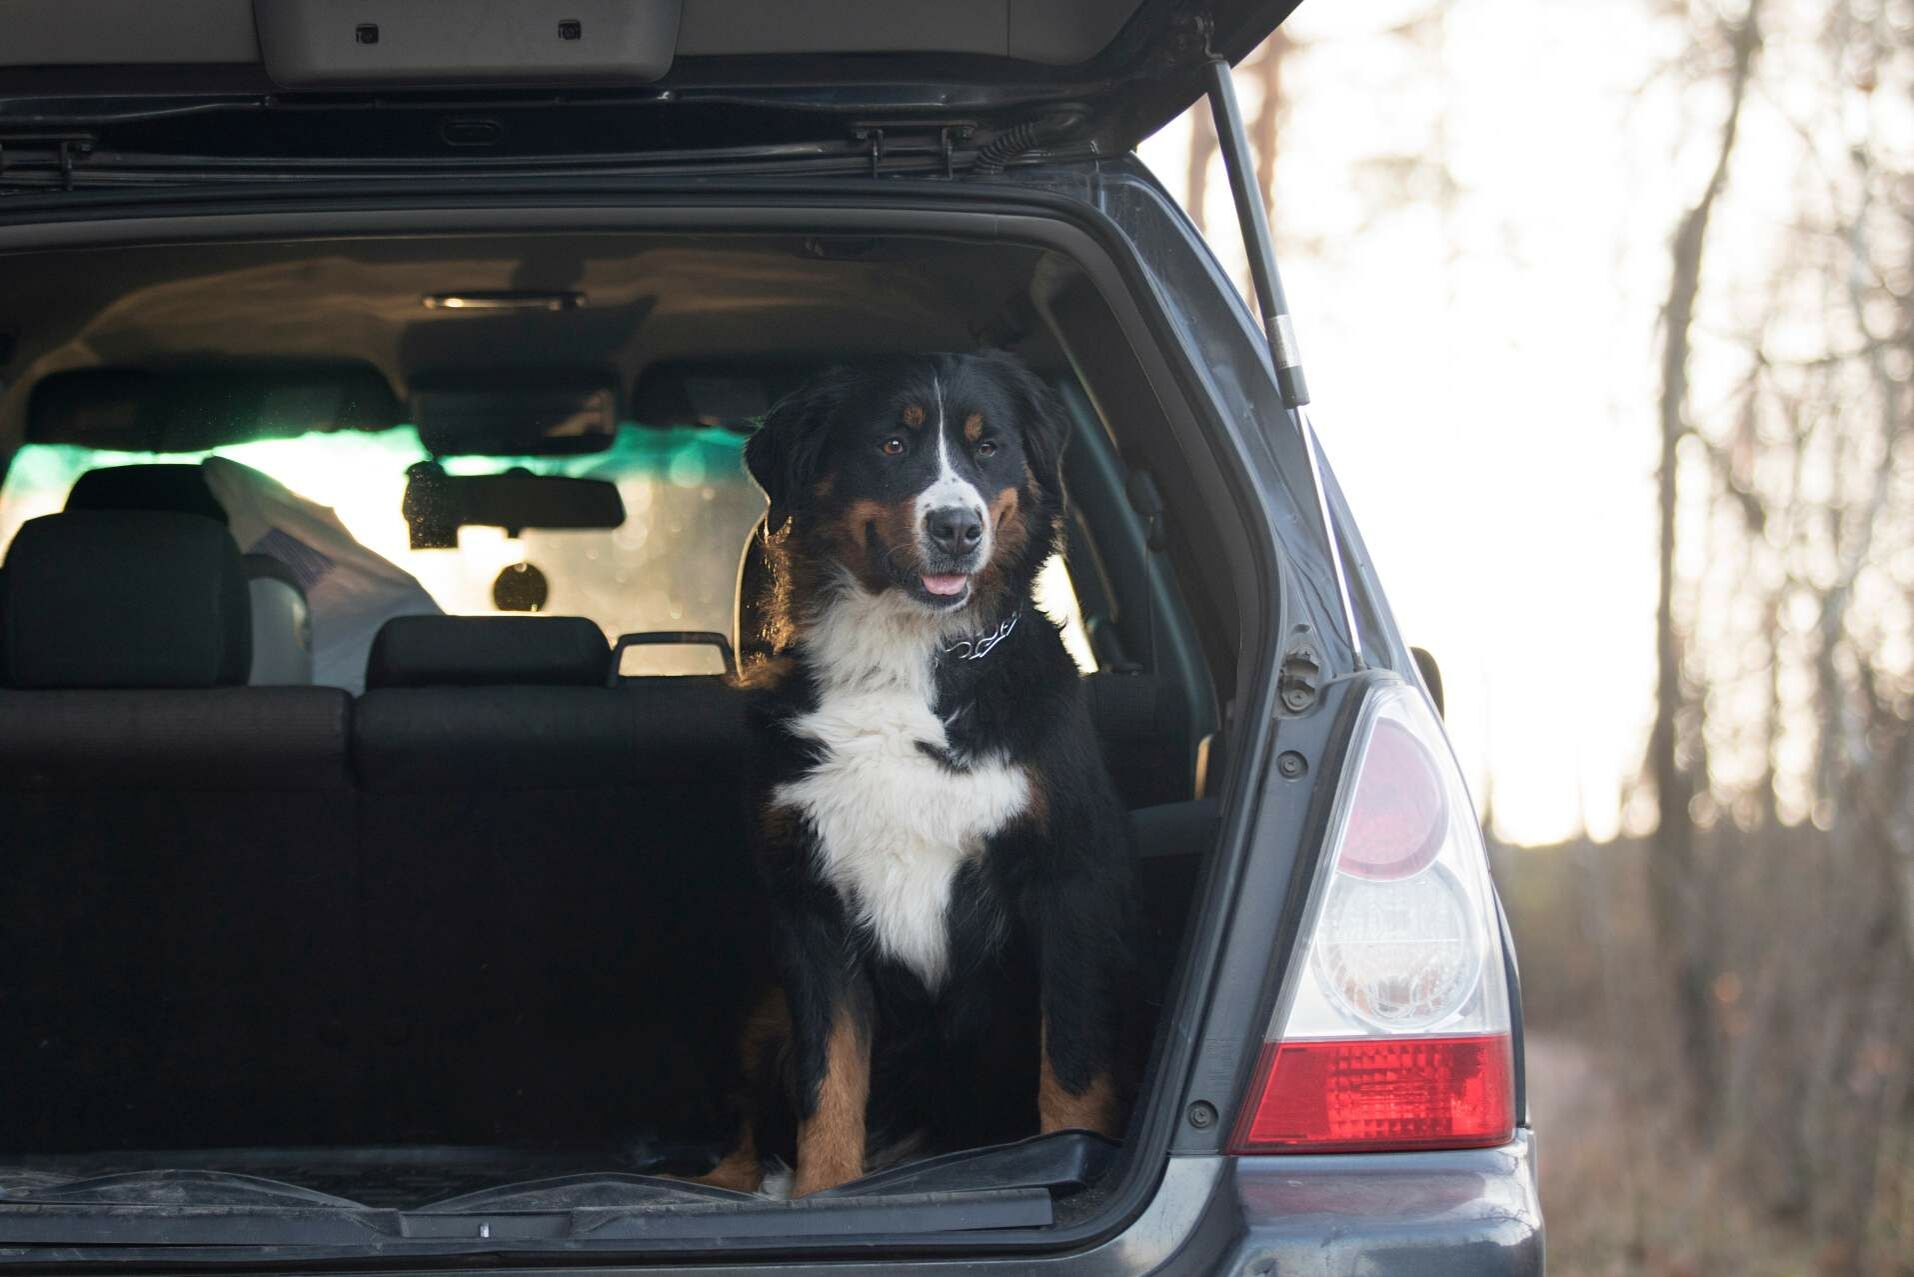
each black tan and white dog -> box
[703,352,1137,1197]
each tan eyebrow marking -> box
[989,484,1020,530]
[901,403,927,428]
[963,412,985,444]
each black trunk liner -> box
[0,1143,716,1209]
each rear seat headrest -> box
[2,511,252,689]
[366,615,610,689]
[66,464,229,525]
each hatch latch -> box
[1278,626,1323,716]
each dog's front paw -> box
[792,1152,863,1198]
[1039,1071,1119,1138]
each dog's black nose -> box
[926,506,984,554]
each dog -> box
[698,352,1139,1197]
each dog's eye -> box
[880,436,906,457]
[975,439,998,459]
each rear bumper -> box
[1213,1130,1543,1276]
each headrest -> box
[631,360,812,429]
[65,464,229,525]
[2,512,252,689]
[365,615,610,689]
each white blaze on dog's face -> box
[907,375,994,606]
[746,355,1058,617]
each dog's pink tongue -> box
[921,574,969,597]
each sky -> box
[1139,0,1704,847]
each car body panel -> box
[1225,1135,1544,1277]
[0,0,1300,163]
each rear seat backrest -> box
[353,615,766,1145]
[1083,670,1192,809]
[0,512,364,1150]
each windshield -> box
[0,424,766,672]
[0,424,1095,677]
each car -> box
[0,1,1541,1273]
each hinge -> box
[939,124,972,179]
[850,121,976,178]
[0,131,96,191]
[1150,13,1214,74]
[854,126,884,178]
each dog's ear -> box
[747,369,850,530]
[976,350,1068,500]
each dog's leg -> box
[776,897,874,1196]
[1038,1016,1119,1136]
[683,988,791,1194]
[793,999,871,1196]
[691,1121,765,1193]
[1037,877,1124,1138]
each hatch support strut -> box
[1204,58,1364,667]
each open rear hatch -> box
[0,0,1296,186]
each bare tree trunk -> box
[1648,5,1761,1134]
[1251,32,1287,226]
[1185,108,1217,237]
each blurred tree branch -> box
[1184,104,1217,237]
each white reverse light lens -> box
[1274,681,1511,1042]
[1312,865,1481,1031]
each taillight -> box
[1231,681,1515,1154]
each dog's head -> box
[746,352,1065,617]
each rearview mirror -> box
[402,462,625,549]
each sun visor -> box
[27,364,403,453]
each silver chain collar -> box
[941,608,1021,662]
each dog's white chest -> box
[775,684,1029,989]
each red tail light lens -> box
[1233,1034,1515,1152]
[1231,682,1516,1155]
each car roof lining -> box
[0,0,1145,69]
[0,233,1048,452]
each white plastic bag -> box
[202,457,440,694]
